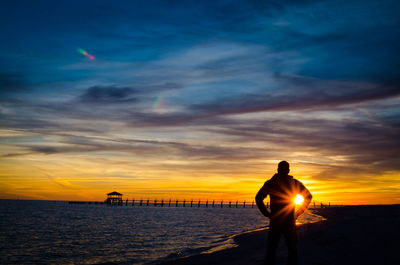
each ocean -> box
[0,200,322,264]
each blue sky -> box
[0,0,399,203]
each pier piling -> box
[72,197,333,209]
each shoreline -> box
[153,205,400,265]
[151,210,325,265]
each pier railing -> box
[69,199,332,208]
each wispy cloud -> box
[0,0,399,202]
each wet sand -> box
[154,205,400,265]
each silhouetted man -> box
[256,161,312,265]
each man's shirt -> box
[256,174,312,224]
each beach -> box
[155,205,400,265]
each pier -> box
[67,191,332,208]
[69,198,331,209]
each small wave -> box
[200,237,238,254]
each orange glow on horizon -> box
[1,138,399,205]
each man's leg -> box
[265,226,281,265]
[282,224,297,265]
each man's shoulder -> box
[291,176,300,182]
[265,174,278,184]
[263,179,271,187]
[262,177,275,188]
[292,177,306,188]
[263,174,280,187]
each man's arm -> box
[295,181,312,218]
[255,182,271,218]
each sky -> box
[0,0,399,204]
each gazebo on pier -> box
[105,191,123,205]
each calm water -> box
[0,200,321,264]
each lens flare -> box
[294,194,304,205]
[153,96,163,109]
[78,48,95,60]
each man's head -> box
[277,161,290,175]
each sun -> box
[294,194,304,205]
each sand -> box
[154,205,400,265]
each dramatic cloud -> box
[0,0,399,203]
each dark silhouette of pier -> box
[69,198,331,209]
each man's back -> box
[258,173,309,224]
